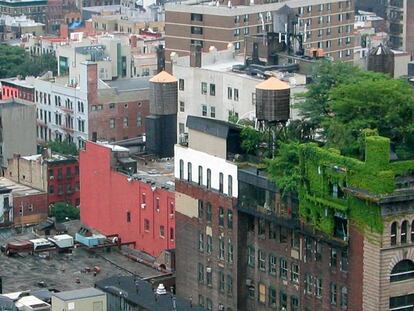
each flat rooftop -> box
[105,77,150,91]
[133,158,175,191]
[53,288,104,301]
[165,0,343,16]
[0,177,44,197]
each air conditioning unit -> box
[206,267,212,273]
[141,203,146,209]
[246,279,252,286]
[49,176,54,180]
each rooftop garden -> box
[236,60,414,236]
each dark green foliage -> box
[0,45,57,78]
[47,140,78,155]
[240,126,263,155]
[50,202,80,222]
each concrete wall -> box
[1,103,37,168]
[51,295,107,311]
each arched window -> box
[411,220,414,243]
[179,160,184,179]
[187,162,192,182]
[391,222,397,245]
[207,169,211,189]
[401,220,408,244]
[198,166,203,186]
[390,260,414,282]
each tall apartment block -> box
[174,113,414,310]
[165,0,355,68]
[387,0,414,57]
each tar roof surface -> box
[186,115,241,139]
[106,77,150,91]
[96,276,205,311]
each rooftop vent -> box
[156,284,167,295]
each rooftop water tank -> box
[255,77,290,122]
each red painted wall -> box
[80,141,175,257]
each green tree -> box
[240,126,263,155]
[0,44,57,78]
[47,140,78,155]
[50,202,80,222]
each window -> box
[218,173,224,193]
[179,79,184,91]
[191,13,203,21]
[341,249,349,272]
[206,268,212,286]
[316,278,323,298]
[198,263,204,283]
[227,238,233,263]
[218,207,224,227]
[269,254,277,275]
[258,283,266,304]
[207,234,212,254]
[206,298,212,311]
[291,230,300,249]
[49,185,54,194]
[227,87,232,99]
[331,248,337,268]
[144,219,150,231]
[234,28,240,36]
[210,106,216,118]
[187,162,192,182]
[280,226,288,243]
[291,296,299,311]
[170,228,174,240]
[234,88,239,101]
[123,117,128,128]
[179,101,185,112]
[258,250,266,271]
[109,103,115,109]
[280,258,288,280]
[227,275,233,296]
[269,287,276,307]
[219,270,225,292]
[390,260,414,282]
[179,160,184,179]
[227,210,233,229]
[279,291,287,310]
[191,26,203,35]
[126,211,131,222]
[305,273,312,294]
[198,231,204,251]
[401,220,408,244]
[142,194,146,205]
[198,200,204,219]
[202,105,207,116]
[391,221,397,245]
[207,169,211,189]
[133,111,140,128]
[248,246,255,267]
[198,295,204,307]
[210,84,215,96]
[109,118,115,129]
[341,287,348,309]
[201,82,207,95]
[269,222,277,239]
[228,175,233,196]
[330,283,337,305]
[258,218,265,236]
[291,263,299,283]
[206,203,212,222]
[316,241,322,261]
[411,220,414,242]
[160,225,165,238]
[198,166,203,185]
[219,237,225,260]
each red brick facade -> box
[47,160,80,207]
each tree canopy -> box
[0,44,57,78]
[267,60,414,194]
[47,140,78,156]
[50,202,80,222]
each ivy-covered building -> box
[174,117,414,311]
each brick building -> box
[174,116,414,311]
[0,0,47,23]
[0,177,48,226]
[165,0,355,69]
[6,152,80,207]
[0,78,34,102]
[80,141,175,258]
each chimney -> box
[60,24,69,39]
[156,44,165,73]
[190,44,202,68]
[130,35,138,48]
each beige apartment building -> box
[165,0,355,67]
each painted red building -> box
[0,78,35,102]
[80,141,175,257]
